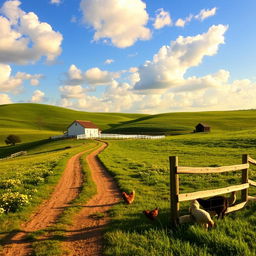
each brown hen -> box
[122,190,135,204]
[143,207,159,220]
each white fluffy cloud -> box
[80,0,151,48]
[153,8,172,29]
[59,74,256,114]
[58,25,256,114]
[31,90,45,103]
[175,7,217,27]
[175,15,193,27]
[195,7,217,21]
[0,63,42,93]
[134,24,228,91]
[50,0,61,5]
[59,85,86,99]
[0,93,12,104]
[85,67,119,85]
[104,59,114,65]
[65,64,119,86]
[0,0,63,64]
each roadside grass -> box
[0,128,60,147]
[99,131,256,256]
[0,139,98,250]
[0,137,88,158]
[30,142,101,256]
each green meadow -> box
[1,103,256,255]
[1,103,256,146]
[99,131,256,256]
[0,103,146,145]
[106,109,256,134]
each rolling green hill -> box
[107,110,256,134]
[0,103,146,145]
[1,103,256,146]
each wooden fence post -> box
[241,154,249,202]
[170,156,179,227]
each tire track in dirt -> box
[1,144,99,256]
[63,142,121,256]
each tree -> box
[5,135,21,146]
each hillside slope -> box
[1,103,256,145]
[108,110,256,134]
[0,103,146,145]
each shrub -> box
[23,176,45,186]
[0,179,22,189]
[0,207,5,214]
[0,192,30,212]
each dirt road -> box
[2,142,120,256]
[63,142,120,256]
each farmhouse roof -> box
[196,123,210,128]
[68,120,100,130]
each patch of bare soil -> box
[63,142,121,256]
[1,146,96,256]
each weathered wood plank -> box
[177,163,249,174]
[226,201,247,214]
[170,156,179,226]
[178,183,249,202]
[248,179,256,187]
[241,154,249,202]
[248,195,256,200]
[248,156,256,165]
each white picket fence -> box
[77,133,165,140]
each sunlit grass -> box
[100,131,256,256]
[0,139,97,244]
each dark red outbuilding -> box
[195,123,211,132]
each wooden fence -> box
[170,154,256,226]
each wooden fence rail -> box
[170,154,256,226]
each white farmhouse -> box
[67,120,101,138]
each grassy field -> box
[0,138,98,251]
[0,103,146,145]
[1,104,256,255]
[106,110,256,134]
[99,130,256,256]
[1,103,256,146]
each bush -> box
[5,134,21,146]
[0,192,30,212]
[23,176,45,186]
[0,179,22,189]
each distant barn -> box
[67,120,101,137]
[195,123,211,133]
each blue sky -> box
[0,0,256,113]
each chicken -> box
[190,200,214,229]
[122,190,135,204]
[143,207,159,220]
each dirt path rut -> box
[63,142,120,256]
[1,143,110,256]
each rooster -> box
[122,190,135,204]
[143,207,159,220]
